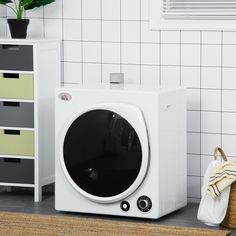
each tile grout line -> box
[81,0,84,84]
[199,30,202,197]
[61,0,65,85]
[139,0,142,85]
[100,0,103,83]
[179,30,182,86]
[187,131,236,136]
[59,60,236,70]
[120,0,122,73]
[59,59,236,71]
[221,31,223,154]
[56,38,236,46]
[159,31,162,88]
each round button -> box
[120,201,130,212]
[137,196,152,212]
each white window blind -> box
[162,0,236,19]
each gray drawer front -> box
[0,101,34,128]
[0,45,33,71]
[0,158,34,184]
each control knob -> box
[137,196,152,212]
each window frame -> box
[149,0,236,30]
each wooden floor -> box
[0,188,235,235]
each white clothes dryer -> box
[55,84,187,219]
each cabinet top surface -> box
[0,38,60,44]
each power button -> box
[120,201,130,212]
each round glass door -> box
[63,110,142,198]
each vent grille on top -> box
[162,0,236,19]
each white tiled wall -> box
[1,0,236,202]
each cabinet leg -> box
[34,186,42,202]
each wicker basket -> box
[214,147,236,228]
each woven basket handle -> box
[213,147,228,161]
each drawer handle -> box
[3,73,19,79]
[2,45,20,51]
[3,158,21,163]
[4,130,20,135]
[3,102,20,107]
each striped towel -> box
[208,161,236,198]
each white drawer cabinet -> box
[0,39,61,202]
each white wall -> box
[0,5,6,36]
[1,0,236,202]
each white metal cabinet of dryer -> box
[55,84,187,219]
[0,39,61,202]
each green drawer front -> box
[0,129,34,156]
[0,73,34,100]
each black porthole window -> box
[63,110,142,198]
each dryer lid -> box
[60,103,149,204]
